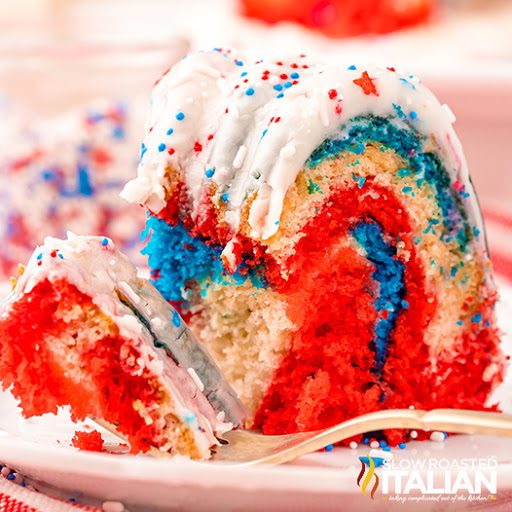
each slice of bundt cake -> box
[122,49,505,443]
[0,233,245,459]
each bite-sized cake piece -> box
[122,49,505,443]
[239,0,434,37]
[0,234,245,459]
[0,99,146,280]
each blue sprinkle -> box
[166,128,174,135]
[276,93,284,98]
[363,437,369,445]
[68,498,76,503]
[221,192,229,202]
[58,253,64,259]
[158,143,166,152]
[398,442,406,449]
[140,143,147,159]
[473,226,480,238]
[485,320,491,327]
[392,103,407,120]
[7,474,14,481]
[205,168,215,178]
[273,84,283,91]
[77,165,94,196]
[101,238,109,246]
[471,313,482,323]
[401,300,409,309]
[383,446,391,452]
[325,444,334,452]
[379,440,387,447]
[290,72,300,79]
[409,111,418,121]
[240,71,248,77]
[402,186,413,194]
[184,412,196,423]
[261,128,268,139]
[112,125,125,139]
[235,59,244,66]
[283,81,292,88]
[245,87,255,96]
[172,310,181,327]
[176,112,185,121]
[457,320,463,326]
[41,169,55,181]
[348,65,357,70]
[36,252,43,260]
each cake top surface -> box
[122,49,481,241]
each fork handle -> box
[316,408,512,448]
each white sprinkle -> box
[409,405,415,409]
[230,103,240,120]
[118,281,140,305]
[102,501,125,512]
[168,74,193,89]
[442,104,456,123]
[194,64,221,79]
[187,367,205,392]
[370,449,393,461]
[370,440,380,449]
[233,145,247,169]
[280,144,296,159]
[349,441,358,449]
[410,430,418,439]
[430,431,446,442]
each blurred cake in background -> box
[240,0,435,38]
[0,99,146,278]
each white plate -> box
[0,279,511,512]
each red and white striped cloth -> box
[0,479,103,512]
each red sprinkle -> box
[207,134,214,141]
[274,116,281,123]
[387,67,396,72]
[353,71,379,96]
[328,89,338,100]
[194,142,203,153]
[168,148,175,155]
[280,73,288,80]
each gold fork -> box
[212,408,512,466]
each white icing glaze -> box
[122,49,484,245]
[3,233,237,458]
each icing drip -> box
[122,49,483,245]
